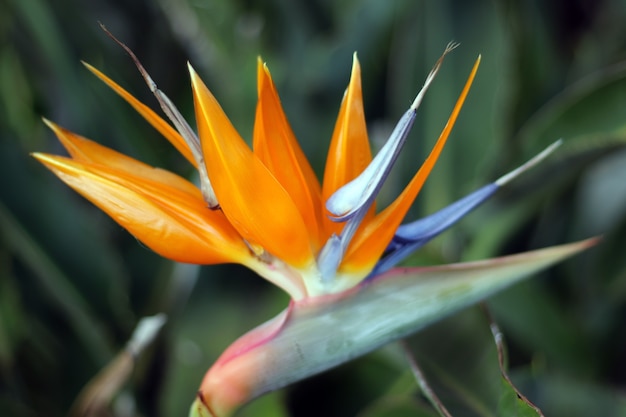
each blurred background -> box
[1,0,626,416]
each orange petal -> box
[189,65,314,267]
[43,119,200,197]
[322,54,373,235]
[341,56,481,274]
[33,153,248,264]
[253,59,324,249]
[83,62,197,167]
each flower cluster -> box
[34,41,594,417]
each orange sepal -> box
[341,56,481,275]
[43,119,200,197]
[189,65,314,267]
[83,62,197,167]
[33,153,249,265]
[253,59,324,249]
[322,55,373,235]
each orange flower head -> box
[33,43,479,301]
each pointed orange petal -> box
[33,153,249,264]
[189,65,314,267]
[322,55,373,235]
[341,56,481,274]
[83,62,197,167]
[43,119,200,197]
[253,59,324,249]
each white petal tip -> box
[126,313,167,356]
[495,139,563,187]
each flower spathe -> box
[34,41,596,417]
[35,44,476,300]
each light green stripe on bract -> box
[196,237,598,416]
[270,238,598,382]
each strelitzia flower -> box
[33,39,595,417]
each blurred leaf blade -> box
[0,202,112,362]
[517,62,626,155]
[497,376,544,417]
[2,0,625,415]
[489,311,545,417]
[404,308,500,417]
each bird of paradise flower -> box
[33,34,596,417]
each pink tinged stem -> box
[194,238,598,416]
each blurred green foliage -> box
[1,0,626,416]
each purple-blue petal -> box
[370,182,498,276]
[394,183,498,243]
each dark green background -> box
[1,0,626,416]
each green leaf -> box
[194,238,597,416]
[403,308,501,417]
[0,202,112,362]
[237,391,289,417]
[511,371,626,417]
[488,279,594,376]
[491,318,545,417]
[497,377,543,417]
[516,64,626,155]
[358,396,439,417]
[400,307,545,417]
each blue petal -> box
[394,183,498,243]
[370,140,563,276]
[371,183,498,276]
[317,234,343,283]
